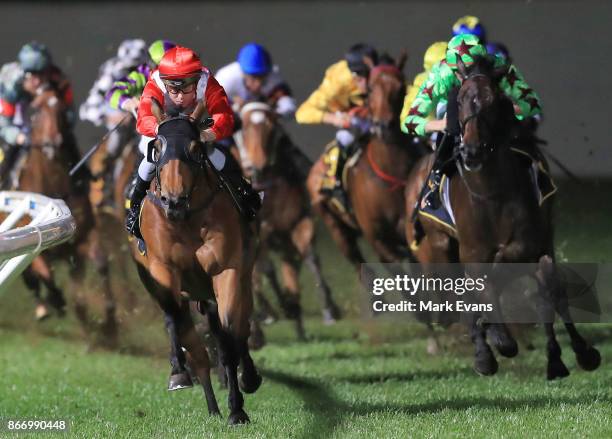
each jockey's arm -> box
[136,81,164,137]
[203,75,234,141]
[107,69,148,114]
[498,62,542,120]
[402,66,443,137]
[296,61,350,126]
[0,100,26,145]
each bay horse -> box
[12,88,118,343]
[135,100,260,424]
[405,56,601,379]
[307,55,428,272]
[240,101,341,339]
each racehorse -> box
[239,101,341,339]
[135,99,260,424]
[307,54,428,272]
[404,56,601,379]
[14,88,118,343]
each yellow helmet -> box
[423,41,447,71]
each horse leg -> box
[175,303,220,415]
[304,247,341,324]
[207,309,249,424]
[470,313,498,376]
[252,258,279,324]
[82,234,118,344]
[280,255,306,341]
[22,267,48,321]
[314,201,365,272]
[210,270,255,425]
[535,256,570,380]
[164,310,193,390]
[539,255,600,373]
[69,255,91,336]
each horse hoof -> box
[239,371,262,394]
[322,309,337,325]
[426,337,440,356]
[576,346,601,371]
[248,330,266,351]
[547,357,570,380]
[35,304,50,321]
[167,372,193,391]
[487,326,518,358]
[228,409,250,425]
[474,347,498,376]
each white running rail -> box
[0,191,76,295]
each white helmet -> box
[116,39,147,65]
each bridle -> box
[149,117,224,216]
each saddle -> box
[411,144,557,250]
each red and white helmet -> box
[158,46,202,85]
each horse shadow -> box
[261,368,610,438]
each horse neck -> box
[368,128,417,177]
[20,146,70,195]
[458,144,520,202]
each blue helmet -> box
[237,43,272,76]
[452,16,486,42]
[486,42,511,63]
[18,42,52,73]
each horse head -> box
[367,51,407,136]
[29,89,67,158]
[456,55,516,171]
[240,102,278,183]
[148,98,210,221]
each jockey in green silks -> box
[401,33,542,210]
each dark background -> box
[1,0,609,176]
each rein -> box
[366,144,405,192]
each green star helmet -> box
[445,34,487,69]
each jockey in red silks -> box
[126,45,260,238]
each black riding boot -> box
[218,148,261,220]
[415,86,462,212]
[125,176,150,239]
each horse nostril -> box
[160,195,168,204]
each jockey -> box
[399,41,447,137]
[296,43,378,197]
[80,39,148,128]
[0,43,76,186]
[215,42,310,179]
[126,46,259,238]
[452,15,513,63]
[216,43,296,118]
[104,40,176,162]
[107,39,176,116]
[402,34,542,208]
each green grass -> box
[0,178,610,438]
[0,323,611,438]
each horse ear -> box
[396,49,408,73]
[190,101,205,122]
[456,56,468,80]
[188,139,200,158]
[150,98,165,123]
[363,55,375,70]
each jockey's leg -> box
[209,144,261,220]
[416,87,461,210]
[125,157,154,238]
